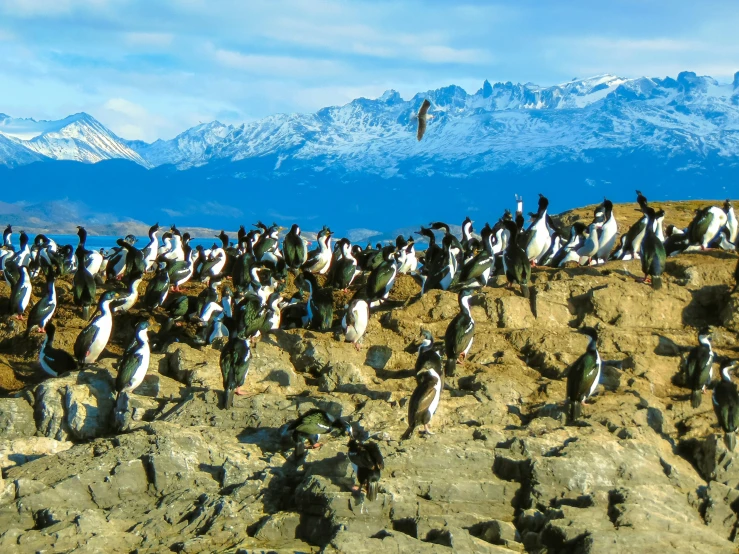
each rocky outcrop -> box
[0,251,738,552]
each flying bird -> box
[416,99,433,141]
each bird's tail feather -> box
[82,305,91,321]
[295,441,306,461]
[367,480,379,502]
[222,389,234,410]
[445,358,456,378]
[690,390,702,409]
[652,275,663,290]
[568,401,582,423]
[401,425,415,441]
[521,284,530,299]
[726,432,736,452]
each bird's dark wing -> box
[366,441,384,470]
[294,410,331,435]
[409,377,438,424]
[567,351,599,401]
[74,323,101,360]
[116,349,144,392]
[367,264,395,298]
[418,99,431,117]
[417,117,427,141]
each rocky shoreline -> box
[0,209,738,551]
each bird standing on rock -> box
[685,327,714,408]
[39,322,77,377]
[444,288,475,378]
[639,206,666,290]
[342,290,369,351]
[288,409,352,460]
[502,220,531,298]
[26,269,57,334]
[566,327,602,422]
[402,331,443,440]
[220,317,251,409]
[74,291,116,366]
[713,361,739,451]
[115,320,151,400]
[347,439,384,501]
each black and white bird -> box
[74,291,116,366]
[144,262,170,311]
[639,207,666,290]
[444,288,475,378]
[220,317,252,409]
[365,246,399,307]
[347,440,384,501]
[115,320,151,399]
[283,224,308,271]
[502,220,531,298]
[73,245,96,320]
[342,290,369,350]
[303,227,333,275]
[688,205,728,249]
[38,322,77,377]
[685,327,714,408]
[713,361,739,451]
[523,194,552,265]
[565,327,602,422]
[414,98,433,141]
[112,271,144,313]
[10,264,32,319]
[287,408,352,460]
[402,331,443,440]
[26,270,57,334]
[141,223,160,272]
[595,199,618,263]
[331,238,359,290]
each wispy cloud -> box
[0,0,736,141]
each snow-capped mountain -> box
[0,112,147,167]
[0,71,737,235]
[119,71,739,174]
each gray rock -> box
[0,398,36,439]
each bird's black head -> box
[289,224,300,235]
[136,319,151,331]
[537,194,549,211]
[429,221,450,234]
[182,233,191,244]
[171,225,181,236]
[578,326,598,343]
[381,245,397,261]
[100,291,117,304]
[333,417,353,437]
[45,322,57,339]
[149,223,160,234]
[395,235,407,249]
[698,327,712,341]
[421,329,434,343]
[125,234,137,244]
[724,199,732,212]
[502,209,513,221]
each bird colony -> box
[1,184,738,505]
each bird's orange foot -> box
[311,443,323,449]
[37,328,46,334]
[234,387,247,396]
[353,343,361,352]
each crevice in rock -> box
[607,488,626,528]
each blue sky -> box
[0,0,737,142]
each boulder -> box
[0,398,36,439]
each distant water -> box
[8,235,223,252]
